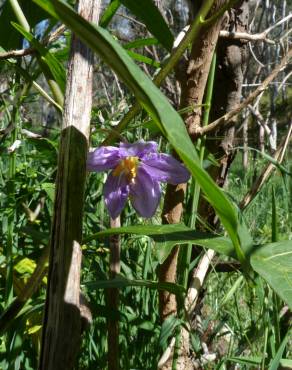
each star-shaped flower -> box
[87,140,190,218]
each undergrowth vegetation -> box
[0,0,291,369]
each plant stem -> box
[9,0,30,32]
[180,54,216,291]
[5,109,17,307]
[271,186,281,349]
[102,0,216,145]
[107,217,121,370]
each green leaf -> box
[127,50,160,68]
[271,187,278,242]
[4,62,62,111]
[0,0,50,50]
[269,332,290,370]
[100,0,121,28]
[14,258,36,275]
[20,226,49,245]
[123,37,158,50]
[120,0,173,51]
[41,182,55,202]
[159,315,182,348]
[229,357,292,368]
[83,274,185,295]
[34,0,248,268]
[250,240,292,309]
[227,357,262,366]
[12,22,66,94]
[84,224,234,264]
[236,146,292,176]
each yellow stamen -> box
[112,156,139,182]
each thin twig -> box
[239,124,292,210]
[220,30,274,44]
[0,25,66,60]
[197,47,292,137]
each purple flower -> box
[87,140,190,219]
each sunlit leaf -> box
[127,50,160,68]
[33,0,249,267]
[84,223,234,263]
[14,258,36,276]
[12,22,66,93]
[251,240,292,309]
[120,0,173,51]
[100,0,121,28]
[84,274,185,295]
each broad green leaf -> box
[34,0,248,268]
[12,22,66,93]
[250,240,292,309]
[83,274,185,295]
[84,224,234,263]
[120,0,173,51]
[278,359,292,368]
[100,0,121,28]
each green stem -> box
[271,186,281,349]
[180,54,217,291]
[5,101,20,307]
[9,0,30,32]
[173,53,216,370]
[102,0,216,145]
[107,217,121,370]
[261,325,269,370]
[5,78,28,307]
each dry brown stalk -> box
[39,1,101,369]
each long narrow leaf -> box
[100,0,121,28]
[269,332,290,370]
[84,224,234,263]
[120,0,173,51]
[83,275,185,295]
[34,0,248,268]
[12,22,66,93]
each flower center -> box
[112,156,139,182]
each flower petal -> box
[87,146,122,172]
[130,167,161,218]
[104,172,129,219]
[142,154,190,184]
[119,140,158,159]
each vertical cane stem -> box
[107,216,121,370]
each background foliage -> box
[0,0,291,369]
